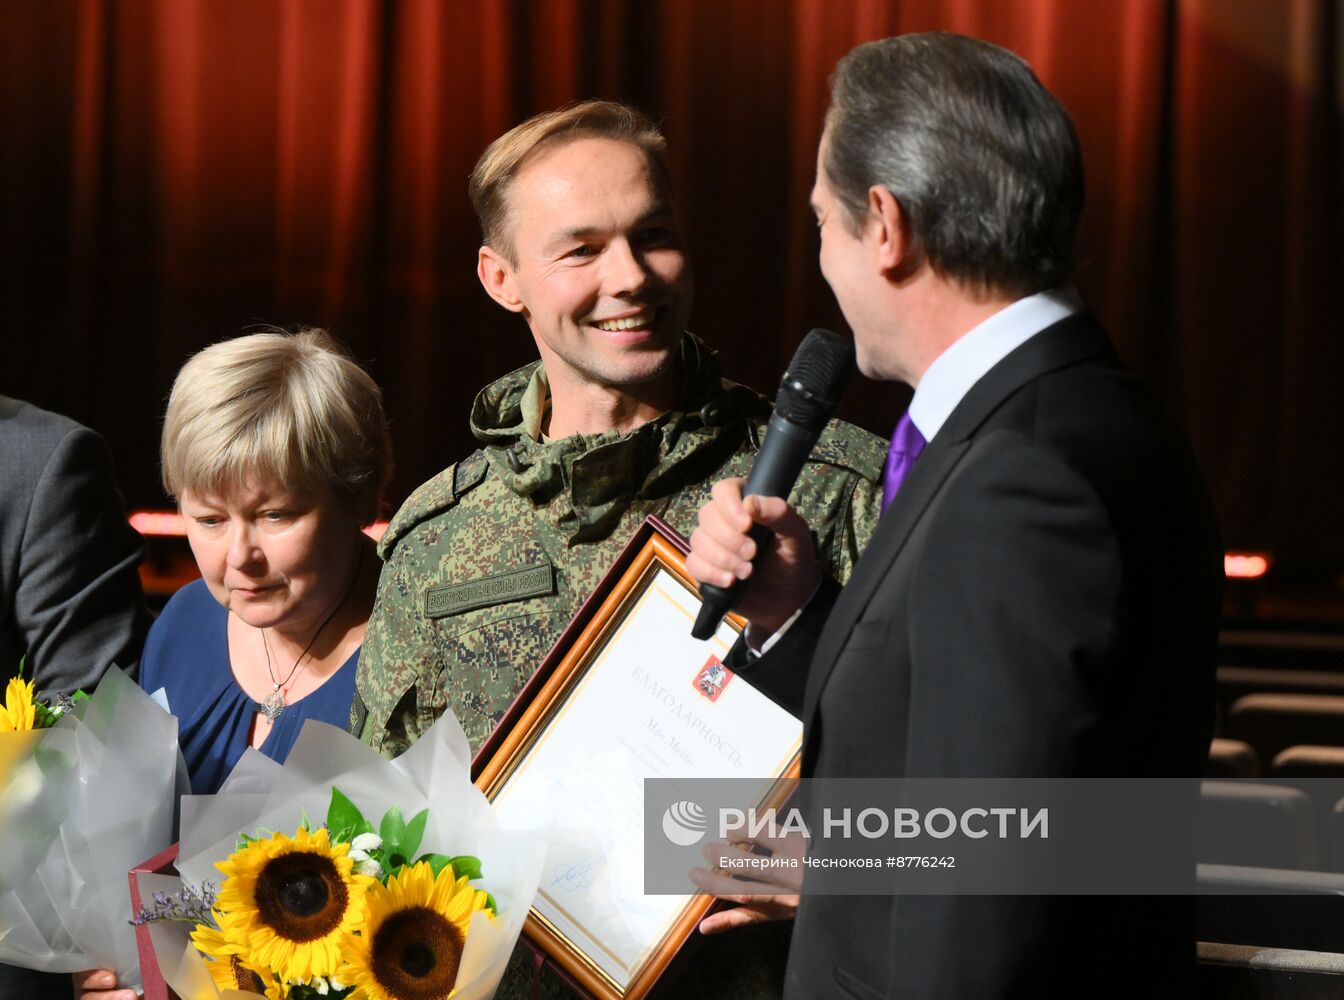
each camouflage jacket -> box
[351,336,883,1000]
[353,336,884,755]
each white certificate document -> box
[490,566,802,991]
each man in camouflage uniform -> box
[351,100,883,998]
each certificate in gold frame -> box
[473,516,802,999]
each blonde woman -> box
[141,329,389,794]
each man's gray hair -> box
[824,33,1084,297]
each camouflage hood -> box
[468,334,767,544]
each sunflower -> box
[213,825,374,984]
[339,862,492,1000]
[0,677,36,733]
[193,925,284,1000]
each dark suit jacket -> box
[741,314,1222,999]
[0,397,152,998]
[0,396,150,691]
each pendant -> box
[260,686,286,723]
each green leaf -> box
[327,787,365,836]
[70,690,90,703]
[380,806,407,864]
[32,702,58,729]
[402,808,428,860]
[447,855,483,880]
[484,892,499,916]
[17,655,26,679]
[417,853,453,878]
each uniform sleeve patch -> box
[424,562,554,619]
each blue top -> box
[139,579,360,794]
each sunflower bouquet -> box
[167,793,496,999]
[0,665,180,988]
[143,712,544,1000]
[0,661,89,734]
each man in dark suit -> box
[687,33,1222,999]
[1,395,151,1000]
[0,396,150,692]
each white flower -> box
[328,975,346,991]
[354,857,383,878]
[348,832,384,864]
[351,832,382,853]
[307,975,330,995]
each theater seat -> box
[1273,746,1344,779]
[1218,666,1344,703]
[1228,693,1344,765]
[1328,801,1344,876]
[1200,782,1320,870]
[1209,738,1260,778]
[1198,941,1344,999]
[1197,865,1344,955]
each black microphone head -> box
[775,328,854,430]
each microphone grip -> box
[691,414,821,641]
[692,522,773,641]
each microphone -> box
[691,328,855,641]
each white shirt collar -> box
[907,289,1082,442]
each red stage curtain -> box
[0,0,1339,571]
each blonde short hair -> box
[468,99,669,264]
[161,329,391,525]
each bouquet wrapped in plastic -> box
[138,709,544,999]
[0,665,181,987]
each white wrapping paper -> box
[160,710,544,999]
[0,667,182,986]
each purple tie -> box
[881,411,926,512]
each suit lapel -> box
[801,435,969,724]
[799,311,1116,742]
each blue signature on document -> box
[551,854,604,891]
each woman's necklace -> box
[256,548,363,724]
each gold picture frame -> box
[474,516,802,999]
